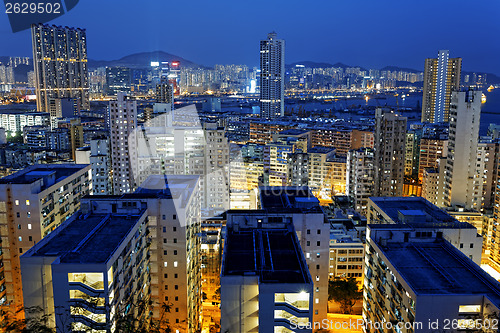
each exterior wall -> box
[292,212,330,325]
[90,138,112,195]
[421,168,439,205]
[421,51,461,123]
[260,32,285,119]
[444,90,481,209]
[0,165,91,316]
[367,198,482,264]
[364,240,416,332]
[109,93,137,194]
[220,275,259,332]
[311,129,352,156]
[31,24,89,113]
[351,130,374,150]
[374,109,407,197]
[329,240,364,280]
[346,148,375,216]
[418,138,447,182]
[21,210,150,332]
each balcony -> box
[71,315,107,331]
[275,302,310,318]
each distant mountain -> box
[380,65,422,73]
[88,51,200,69]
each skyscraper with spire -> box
[259,32,285,119]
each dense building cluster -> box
[0,22,499,333]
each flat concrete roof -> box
[28,211,145,264]
[380,241,500,305]
[260,186,322,213]
[277,129,310,135]
[369,197,475,229]
[222,228,311,284]
[0,164,89,186]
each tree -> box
[0,306,54,333]
[115,300,173,333]
[328,277,362,314]
[7,130,23,143]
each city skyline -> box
[2,1,500,332]
[1,0,500,74]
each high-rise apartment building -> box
[260,32,285,119]
[374,109,407,197]
[0,164,91,320]
[31,24,89,114]
[364,224,500,333]
[80,175,202,332]
[443,90,482,209]
[367,197,482,264]
[105,66,132,95]
[134,117,230,214]
[329,216,365,282]
[308,147,346,198]
[156,79,174,107]
[404,125,422,178]
[89,136,113,194]
[418,136,448,182]
[421,50,461,123]
[226,187,330,325]
[21,203,151,332]
[346,148,375,216]
[109,93,137,194]
[221,219,313,332]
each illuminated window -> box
[174,261,178,267]
[459,305,481,313]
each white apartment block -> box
[109,92,137,195]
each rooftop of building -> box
[277,129,310,136]
[84,175,199,206]
[222,227,311,284]
[135,175,198,202]
[369,197,475,229]
[259,186,323,213]
[25,210,146,264]
[0,109,49,116]
[377,239,500,303]
[0,164,89,187]
[308,147,335,154]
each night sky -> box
[1,0,499,74]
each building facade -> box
[421,50,461,123]
[260,32,285,119]
[31,24,89,113]
[0,164,91,320]
[443,90,482,209]
[109,93,137,195]
[374,109,407,197]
